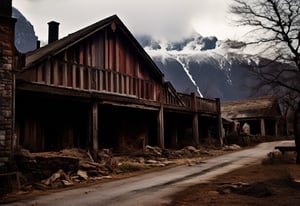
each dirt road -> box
[4,140,294,206]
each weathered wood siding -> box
[20,26,159,101]
[16,96,90,152]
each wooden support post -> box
[171,127,178,147]
[157,105,164,149]
[216,98,223,146]
[191,93,200,145]
[193,114,200,145]
[260,118,266,136]
[275,120,278,137]
[92,102,99,151]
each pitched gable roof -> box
[24,15,164,79]
[221,96,282,119]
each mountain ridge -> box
[137,34,260,101]
[13,7,37,53]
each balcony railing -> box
[32,61,156,101]
[177,92,218,114]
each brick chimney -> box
[48,21,60,44]
[36,40,41,49]
[0,0,17,172]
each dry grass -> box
[117,161,150,172]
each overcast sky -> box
[12,0,249,42]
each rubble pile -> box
[15,149,79,183]
[13,144,239,192]
[14,148,113,191]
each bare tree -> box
[230,0,300,163]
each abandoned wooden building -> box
[221,96,284,137]
[0,0,224,170]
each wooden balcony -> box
[163,83,219,114]
[195,96,218,113]
[28,61,156,101]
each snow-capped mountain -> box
[137,34,261,101]
[13,8,37,53]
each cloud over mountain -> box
[137,34,261,101]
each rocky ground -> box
[164,151,300,206]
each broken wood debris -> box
[13,144,229,191]
[14,148,114,190]
[77,170,88,181]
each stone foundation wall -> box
[0,15,16,172]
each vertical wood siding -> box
[26,27,157,101]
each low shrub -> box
[262,151,286,165]
[118,162,148,172]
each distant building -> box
[221,96,284,137]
